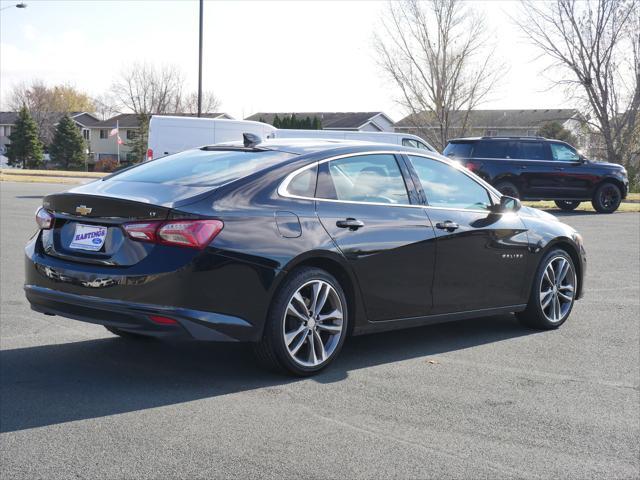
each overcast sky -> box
[0,0,572,121]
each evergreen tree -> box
[289,113,297,128]
[312,116,322,130]
[50,114,87,170]
[536,121,578,146]
[273,114,281,128]
[6,106,44,169]
[127,114,150,163]
[303,116,312,129]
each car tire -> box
[253,267,349,376]
[517,248,577,330]
[494,181,520,199]
[105,326,151,339]
[591,182,622,213]
[554,200,580,211]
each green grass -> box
[524,199,639,213]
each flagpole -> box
[116,119,120,165]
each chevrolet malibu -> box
[25,137,586,375]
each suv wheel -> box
[253,267,348,376]
[554,200,580,211]
[517,249,577,329]
[494,181,520,199]
[591,182,621,213]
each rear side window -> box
[110,149,295,187]
[517,141,550,160]
[286,165,317,197]
[550,143,579,161]
[316,154,410,204]
[408,155,491,210]
[472,140,510,158]
[443,142,473,158]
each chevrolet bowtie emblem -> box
[76,205,92,215]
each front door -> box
[406,154,531,313]
[314,153,437,321]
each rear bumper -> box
[25,285,256,342]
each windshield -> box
[109,149,296,187]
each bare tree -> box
[110,62,221,115]
[92,94,120,121]
[515,0,639,166]
[374,0,501,150]
[177,91,221,115]
[8,80,95,145]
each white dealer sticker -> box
[69,224,107,251]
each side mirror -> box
[578,155,588,163]
[498,195,521,212]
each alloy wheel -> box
[539,256,575,323]
[282,280,344,367]
[599,186,620,210]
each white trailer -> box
[147,116,436,160]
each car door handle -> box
[519,165,527,169]
[336,218,365,230]
[554,167,564,171]
[435,221,459,232]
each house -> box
[87,112,233,163]
[245,112,395,132]
[395,109,582,140]
[0,111,101,155]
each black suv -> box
[443,137,629,213]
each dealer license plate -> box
[69,224,107,251]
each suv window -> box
[443,142,473,158]
[316,154,410,204]
[550,143,580,161]
[517,141,550,160]
[408,155,491,210]
[472,140,510,159]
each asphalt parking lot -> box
[1,181,638,479]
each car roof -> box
[214,137,394,155]
[448,136,556,143]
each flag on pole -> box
[117,135,123,145]
[109,128,118,137]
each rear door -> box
[405,154,531,313]
[511,140,560,198]
[314,153,437,321]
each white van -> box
[147,116,436,160]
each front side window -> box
[316,154,410,205]
[550,143,580,161]
[408,155,491,210]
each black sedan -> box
[25,138,586,375]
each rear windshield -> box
[443,142,473,158]
[109,149,296,187]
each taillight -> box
[157,220,223,248]
[149,315,178,325]
[465,161,481,173]
[35,207,54,229]
[123,219,223,249]
[146,148,153,161]
[123,222,158,242]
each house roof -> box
[0,111,101,127]
[0,112,20,125]
[245,112,389,130]
[92,112,232,128]
[395,109,580,128]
